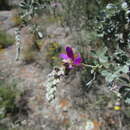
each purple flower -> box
[60,46,82,69]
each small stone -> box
[38,32,43,38]
[107,102,113,109]
[21,120,27,125]
[85,120,94,130]
[41,124,46,128]
[28,120,35,126]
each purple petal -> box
[59,53,69,59]
[66,46,74,60]
[73,53,82,65]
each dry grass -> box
[21,33,38,64]
[11,9,22,27]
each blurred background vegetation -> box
[0,0,130,129]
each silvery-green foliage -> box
[15,28,21,61]
[97,0,130,49]
[19,0,49,20]
[45,67,64,102]
[29,24,43,39]
[95,0,130,84]
[19,0,49,40]
[15,28,21,42]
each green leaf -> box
[101,70,110,76]
[101,70,119,82]
[99,55,108,63]
[96,47,108,63]
[96,47,108,57]
[97,34,104,38]
[117,65,129,73]
[106,73,118,82]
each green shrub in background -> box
[0,77,31,129]
[0,31,14,49]
[95,0,130,82]
[0,80,20,119]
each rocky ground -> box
[0,10,99,130]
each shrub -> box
[0,80,20,119]
[95,1,130,83]
[97,1,130,50]
[0,31,14,49]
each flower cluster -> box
[45,67,64,102]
